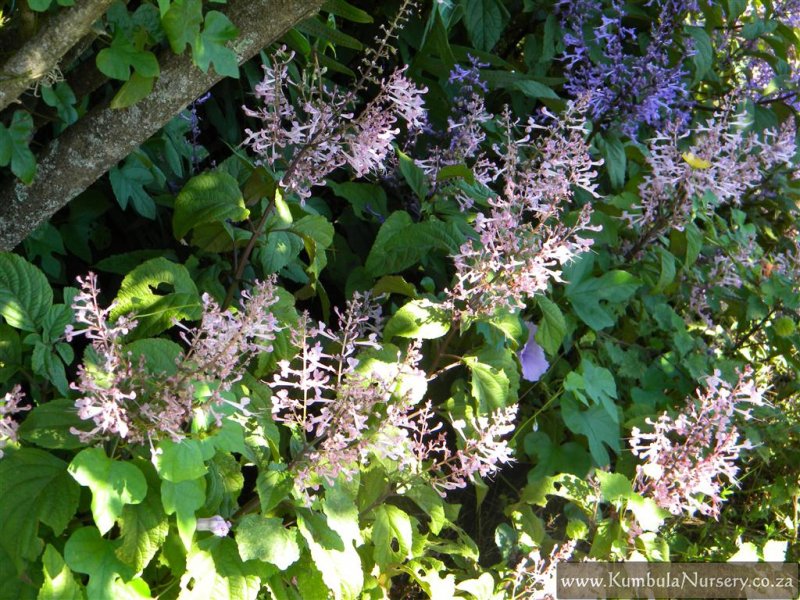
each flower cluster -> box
[416,56,495,209]
[557,0,695,135]
[242,48,427,202]
[623,108,797,253]
[629,367,766,518]
[0,385,29,458]
[67,274,281,443]
[451,106,601,318]
[508,540,577,599]
[270,293,519,497]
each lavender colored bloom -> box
[630,367,765,519]
[519,323,549,382]
[196,516,231,537]
[0,385,29,458]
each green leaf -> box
[180,538,262,600]
[463,356,510,412]
[296,17,363,50]
[162,0,203,53]
[41,82,78,124]
[535,297,565,355]
[235,515,300,569]
[0,448,80,571]
[365,215,462,277]
[1,110,37,183]
[321,0,373,23]
[125,338,182,375]
[323,478,362,546]
[96,33,159,81]
[565,258,641,330]
[686,26,713,82]
[109,158,156,219]
[654,246,677,293]
[17,398,88,449]
[512,79,559,100]
[397,149,429,200]
[561,397,620,466]
[38,544,84,600]
[161,478,206,550]
[116,460,169,573]
[256,468,293,514]
[462,0,508,51]
[384,298,451,341]
[0,323,21,383]
[154,438,208,482]
[192,11,240,78]
[597,133,626,189]
[297,513,363,600]
[0,253,52,332]
[110,72,155,109]
[68,448,148,535]
[64,527,149,600]
[327,181,387,220]
[111,257,201,338]
[595,470,632,504]
[627,494,667,532]
[405,485,446,535]
[174,171,248,239]
[372,505,413,569]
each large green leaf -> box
[463,356,510,412]
[192,11,241,78]
[0,111,37,183]
[179,538,262,600]
[0,252,53,332]
[235,515,300,569]
[116,460,169,573]
[372,505,413,569]
[111,257,201,338]
[64,527,150,600]
[162,478,206,550]
[0,448,80,571]
[297,512,363,600]
[565,257,641,330]
[461,0,508,51]
[174,172,248,240]
[561,397,620,466]
[162,0,203,53]
[68,448,148,535]
[365,214,462,277]
[535,297,565,355]
[17,398,89,450]
[38,544,84,600]
[96,33,159,81]
[384,299,451,341]
[154,438,209,483]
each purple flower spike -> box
[519,322,549,382]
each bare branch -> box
[0,0,115,112]
[0,0,324,251]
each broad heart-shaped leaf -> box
[565,256,641,330]
[173,171,248,240]
[154,438,209,482]
[64,527,150,600]
[179,537,262,600]
[372,505,413,569]
[96,33,159,81]
[191,11,240,78]
[462,0,509,51]
[235,515,300,569]
[17,398,90,450]
[39,544,83,600]
[0,252,53,332]
[125,337,182,376]
[162,0,203,53]
[384,298,451,341]
[561,396,620,466]
[365,212,463,277]
[162,478,206,550]
[69,448,148,535]
[463,356,510,412]
[111,257,201,338]
[0,110,37,183]
[297,512,363,600]
[0,448,80,571]
[405,484,446,535]
[116,459,169,573]
[535,296,565,355]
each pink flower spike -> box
[519,322,549,382]
[196,516,231,537]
